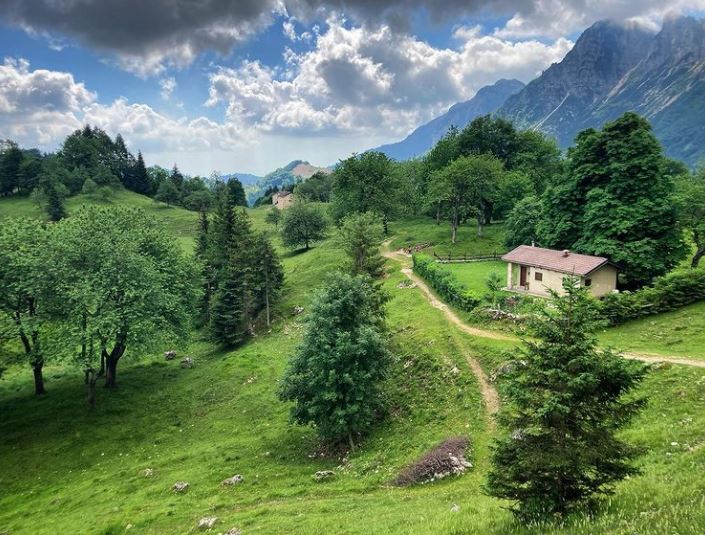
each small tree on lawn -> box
[265,208,282,230]
[154,179,180,207]
[279,273,390,447]
[0,218,50,394]
[281,200,328,250]
[486,278,647,521]
[337,212,385,278]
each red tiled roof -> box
[502,245,611,276]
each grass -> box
[443,261,507,294]
[599,301,705,360]
[2,202,705,533]
[388,216,506,257]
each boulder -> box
[164,350,177,360]
[225,529,242,535]
[180,357,194,369]
[172,481,189,493]
[313,470,335,481]
[198,516,217,530]
[222,474,244,486]
[293,305,305,315]
[142,468,154,477]
[450,504,460,513]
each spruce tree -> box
[209,263,246,347]
[486,279,647,521]
[337,212,385,278]
[131,151,151,195]
[45,179,67,221]
[251,233,284,327]
[279,273,390,446]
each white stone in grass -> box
[142,468,154,477]
[225,529,242,535]
[222,474,244,486]
[198,516,217,529]
[313,470,335,481]
[172,481,189,493]
[450,504,460,513]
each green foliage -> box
[265,207,282,229]
[412,254,483,311]
[675,168,705,267]
[294,171,334,202]
[281,201,328,250]
[600,267,705,325]
[0,217,50,394]
[81,177,98,195]
[48,206,197,387]
[209,263,247,346]
[426,154,504,242]
[332,151,406,233]
[279,272,390,445]
[43,179,67,221]
[337,212,385,278]
[539,113,686,287]
[0,141,23,196]
[504,195,542,249]
[154,179,180,206]
[486,279,647,521]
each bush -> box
[412,254,482,311]
[394,437,471,486]
[601,267,705,324]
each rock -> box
[450,504,461,513]
[180,357,194,369]
[222,474,244,486]
[172,481,189,493]
[225,529,242,535]
[490,360,525,382]
[293,305,305,315]
[142,468,154,477]
[164,350,177,360]
[198,516,217,530]
[397,280,417,289]
[313,470,335,481]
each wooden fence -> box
[433,251,504,263]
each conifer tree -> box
[251,233,284,327]
[131,151,151,195]
[486,279,647,521]
[337,212,385,278]
[209,263,246,346]
[45,179,67,221]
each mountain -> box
[221,172,261,186]
[373,79,525,160]
[498,16,705,165]
[245,160,331,205]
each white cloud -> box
[159,77,177,100]
[206,17,572,137]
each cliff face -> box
[498,16,705,165]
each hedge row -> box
[600,267,705,324]
[412,254,483,312]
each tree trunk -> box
[98,351,106,377]
[32,361,45,395]
[382,214,389,235]
[104,343,126,388]
[265,287,271,328]
[692,246,705,268]
[86,368,97,410]
[451,206,458,244]
[435,203,441,225]
[477,212,484,237]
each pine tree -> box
[279,273,390,446]
[251,233,284,327]
[131,151,151,195]
[337,212,385,278]
[209,263,246,347]
[195,209,212,325]
[45,179,67,221]
[486,279,647,521]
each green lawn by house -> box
[600,301,705,360]
[443,260,507,294]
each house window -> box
[534,272,543,282]
[585,278,592,287]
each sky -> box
[1,1,704,176]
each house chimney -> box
[562,249,570,257]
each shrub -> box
[394,437,471,486]
[412,254,482,311]
[601,267,705,324]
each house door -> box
[520,266,528,287]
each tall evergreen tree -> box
[44,179,67,221]
[279,273,390,446]
[251,233,284,327]
[130,151,151,195]
[486,279,647,521]
[0,141,23,196]
[337,212,385,278]
[209,263,247,346]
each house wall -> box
[585,264,618,297]
[505,262,618,298]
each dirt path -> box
[383,244,705,371]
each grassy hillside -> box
[2,199,705,534]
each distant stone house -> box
[502,245,618,297]
[272,191,294,210]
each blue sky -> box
[0,1,699,175]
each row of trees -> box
[0,126,247,218]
